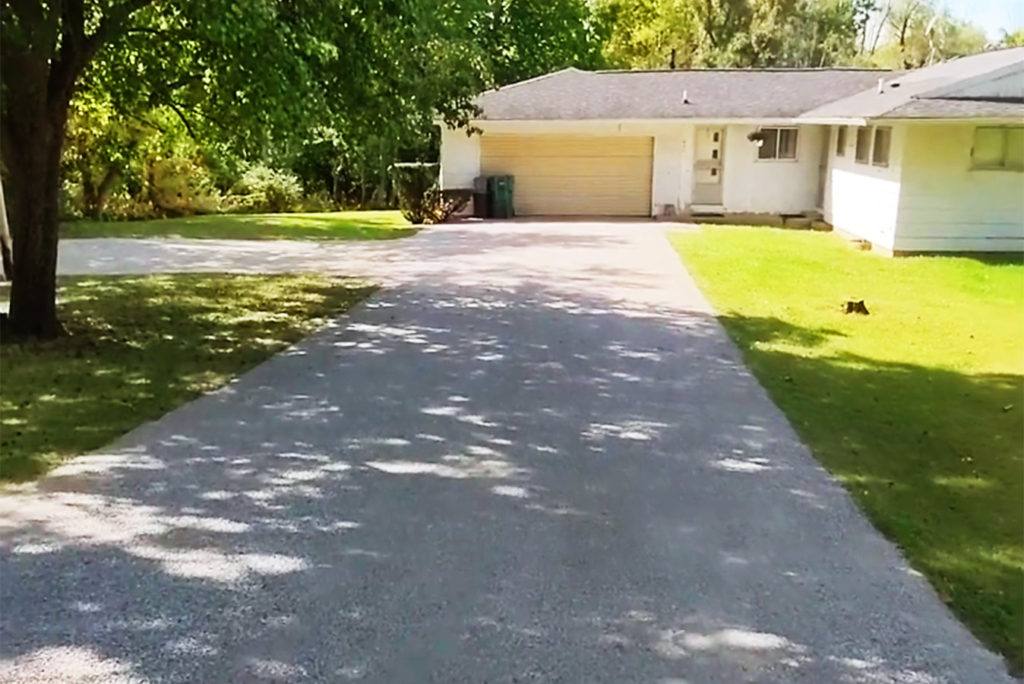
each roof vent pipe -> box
[877,78,885,93]
[682,89,689,104]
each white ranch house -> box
[440,48,1024,254]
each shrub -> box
[233,164,303,213]
[428,188,471,223]
[391,162,437,224]
[390,162,468,224]
[103,191,161,220]
[295,190,337,213]
[59,179,84,221]
[148,157,222,217]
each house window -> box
[972,127,1024,171]
[835,126,847,157]
[872,127,892,167]
[757,127,798,160]
[854,127,871,164]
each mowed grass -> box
[61,210,415,240]
[671,226,1024,672]
[0,274,375,481]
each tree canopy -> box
[595,0,992,70]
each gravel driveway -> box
[1,221,1012,682]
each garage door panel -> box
[514,194,641,216]
[480,159,652,179]
[514,180,651,197]
[482,137,651,159]
[483,155,651,175]
[481,134,652,216]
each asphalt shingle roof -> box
[800,47,1024,120]
[474,68,891,120]
[474,49,1024,122]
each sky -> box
[942,0,1024,39]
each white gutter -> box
[797,116,870,125]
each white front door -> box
[693,127,725,206]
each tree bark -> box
[3,108,70,338]
[2,32,78,338]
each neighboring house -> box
[440,47,1024,254]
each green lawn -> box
[672,226,1024,673]
[0,274,374,481]
[61,210,415,240]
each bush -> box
[233,164,303,213]
[390,162,468,224]
[62,155,221,220]
[59,179,84,221]
[148,157,222,217]
[391,162,437,224]
[103,191,161,220]
[427,188,471,223]
[295,190,337,213]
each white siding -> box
[824,124,905,251]
[894,123,1024,252]
[439,127,481,190]
[720,125,826,214]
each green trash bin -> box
[487,175,515,219]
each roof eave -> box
[797,115,870,125]
[871,115,1024,125]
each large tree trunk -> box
[3,112,69,339]
[1,47,75,339]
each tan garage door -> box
[480,135,653,216]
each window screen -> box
[836,127,847,157]
[855,127,871,163]
[872,127,891,167]
[1006,128,1024,170]
[778,129,798,159]
[757,128,797,160]
[973,127,1024,170]
[973,128,1005,167]
[758,129,779,160]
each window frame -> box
[971,126,1024,172]
[871,126,892,167]
[835,126,847,157]
[756,126,799,162]
[854,126,871,164]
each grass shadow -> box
[716,311,1024,673]
[0,274,375,481]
